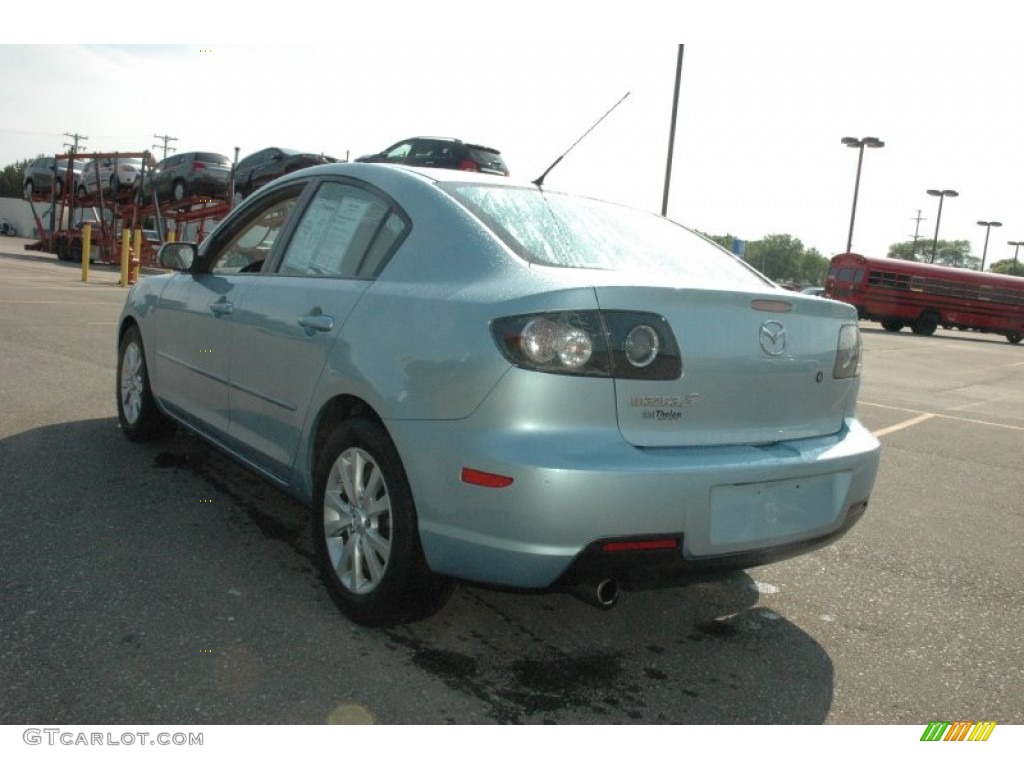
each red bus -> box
[824,253,1024,344]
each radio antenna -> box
[532,91,630,188]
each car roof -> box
[277,161,523,191]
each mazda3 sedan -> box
[117,163,880,625]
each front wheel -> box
[881,319,903,333]
[912,312,938,336]
[313,419,451,626]
[1007,332,1022,345]
[172,180,187,202]
[117,326,175,441]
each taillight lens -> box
[833,324,862,379]
[459,159,480,172]
[491,311,682,379]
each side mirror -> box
[158,242,197,272]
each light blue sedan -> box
[117,164,880,625]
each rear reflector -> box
[461,467,513,488]
[602,538,679,553]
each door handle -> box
[298,314,335,332]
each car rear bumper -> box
[393,416,881,589]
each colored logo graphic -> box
[920,720,996,742]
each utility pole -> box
[909,209,927,260]
[153,134,178,159]
[63,132,88,154]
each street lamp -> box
[842,136,884,253]
[976,221,1002,271]
[927,189,958,263]
[1009,241,1024,269]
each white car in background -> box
[78,157,143,198]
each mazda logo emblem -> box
[759,321,787,356]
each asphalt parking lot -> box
[1,242,1021,725]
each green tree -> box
[988,258,1024,277]
[745,234,812,284]
[0,158,32,199]
[888,239,972,266]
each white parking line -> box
[871,413,937,438]
[861,401,1024,434]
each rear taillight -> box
[491,311,682,380]
[192,162,206,171]
[833,324,862,379]
[458,159,480,172]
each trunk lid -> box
[595,285,859,447]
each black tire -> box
[912,312,938,336]
[172,180,187,202]
[313,418,451,626]
[116,325,176,442]
[1007,332,1022,345]
[69,241,82,263]
[881,319,903,333]
[110,174,120,195]
[54,178,63,198]
[23,180,34,199]
[77,185,88,200]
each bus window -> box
[979,286,992,302]
[854,269,864,285]
[897,274,910,290]
[910,276,924,292]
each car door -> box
[151,184,306,443]
[225,179,408,480]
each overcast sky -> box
[5,6,1023,268]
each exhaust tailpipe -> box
[570,578,619,610]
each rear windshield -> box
[195,153,230,165]
[439,182,770,287]
[466,147,506,168]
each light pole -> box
[976,221,1002,271]
[842,136,884,253]
[1009,241,1024,270]
[927,189,958,263]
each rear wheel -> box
[117,326,175,441]
[912,312,939,336]
[1007,332,1022,345]
[881,319,903,332]
[313,418,451,626]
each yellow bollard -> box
[119,230,130,287]
[81,224,91,282]
[131,229,143,285]
[167,230,176,243]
